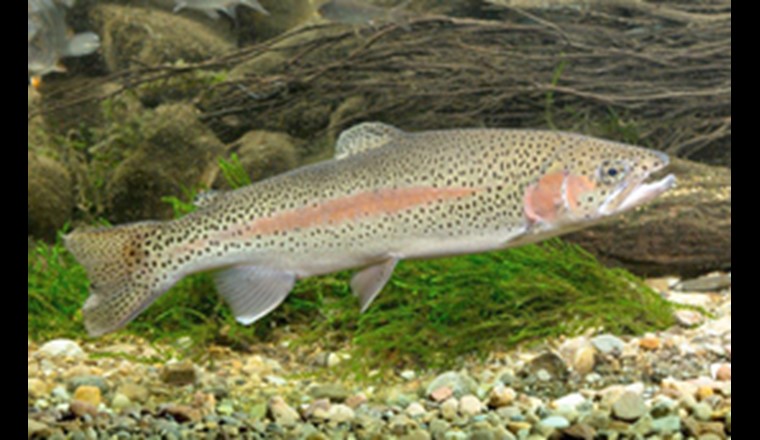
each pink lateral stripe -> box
[236,187,480,238]
[174,187,479,255]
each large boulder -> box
[106,104,227,223]
[36,80,144,137]
[245,0,316,42]
[89,4,236,72]
[28,88,50,154]
[28,152,74,242]
[217,131,302,188]
[568,159,731,277]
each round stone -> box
[612,392,647,422]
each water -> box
[28,1,731,437]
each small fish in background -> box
[28,0,100,87]
[66,123,676,337]
[173,0,270,20]
[318,0,413,27]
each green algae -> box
[298,240,674,370]
[28,234,674,369]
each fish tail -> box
[64,222,169,337]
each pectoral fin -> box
[215,266,296,325]
[351,259,398,313]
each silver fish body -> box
[318,0,410,26]
[173,0,269,19]
[66,123,676,337]
[28,0,99,79]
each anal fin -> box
[215,266,296,325]
[351,259,398,313]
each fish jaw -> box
[610,173,677,214]
[600,151,675,215]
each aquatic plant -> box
[302,240,675,370]
[28,236,674,369]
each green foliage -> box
[162,154,251,218]
[219,154,252,189]
[28,231,673,368]
[302,240,675,370]
[162,186,201,218]
[28,233,90,340]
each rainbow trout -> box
[66,124,676,336]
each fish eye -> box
[598,160,629,184]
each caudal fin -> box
[64,222,168,337]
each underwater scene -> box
[28,0,731,439]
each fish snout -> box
[652,150,671,169]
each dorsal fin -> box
[335,122,405,160]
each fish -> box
[65,123,676,337]
[318,0,411,27]
[173,0,270,19]
[28,0,100,84]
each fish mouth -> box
[600,152,676,215]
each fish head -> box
[523,135,676,230]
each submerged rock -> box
[459,395,484,417]
[219,130,302,187]
[73,386,103,407]
[28,87,51,154]
[28,152,74,242]
[245,0,316,41]
[106,104,226,223]
[426,372,479,400]
[161,361,198,386]
[28,419,50,439]
[268,397,301,426]
[37,340,85,359]
[591,335,626,356]
[89,4,235,72]
[309,384,352,403]
[612,392,647,422]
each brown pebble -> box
[161,361,197,386]
[430,386,453,403]
[563,423,597,440]
[716,364,731,381]
[160,405,202,423]
[573,347,597,375]
[73,386,102,407]
[345,393,368,409]
[508,422,532,434]
[639,337,661,351]
[697,386,714,401]
[488,385,516,408]
[70,400,98,418]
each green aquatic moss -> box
[28,235,90,340]
[28,234,674,369]
[300,240,674,369]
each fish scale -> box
[66,123,675,337]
